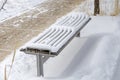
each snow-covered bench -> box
[20,12,91,77]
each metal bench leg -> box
[76,32,80,37]
[36,54,44,77]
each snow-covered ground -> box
[0,16,120,80]
[0,0,47,22]
[0,0,120,80]
[0,0,119,22]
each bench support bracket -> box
[76,32,80,37]
[36,54,44,77]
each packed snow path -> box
[20,12,91,76]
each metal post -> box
[76,32,80,37]
[36,54,44,77]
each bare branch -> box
[0,0,7,11]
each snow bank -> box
[79,34,120,80]
[3,31,120,80]
[0,16,120,80]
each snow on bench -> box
[20,12,91,77]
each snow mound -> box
[3,32,120,80]
[0,14,120,80]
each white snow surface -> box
[0,16,120,80]
[0,0,119,22]
[0,0,120,80]
[0,0,47,22]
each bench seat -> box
[21,12,91,56]
[20,12,91,77]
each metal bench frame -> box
[20,12,91,77]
